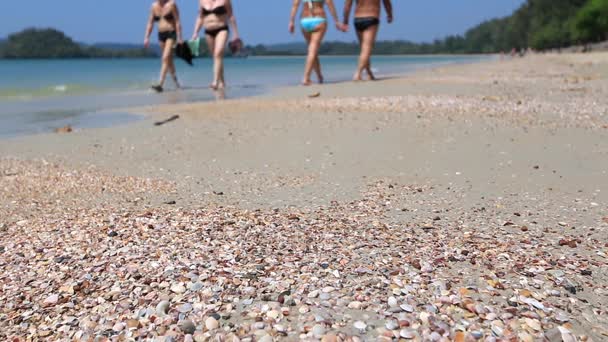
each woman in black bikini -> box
[144,0,183,92]
[192,0,240,90]
[343,0,393,81]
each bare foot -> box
[173,77,181,89]
[151,84,164,93]
[317,74,324,84]
[216,81,225,90]
[353,73,363,82]
[209,83,218,90]
[366,67,376,81]
[301,79,312,86]
[213,89,226,100]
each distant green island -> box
[0,28,155,59]
[1,0,606,59]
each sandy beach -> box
[1,53,607,341]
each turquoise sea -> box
[0,55,489,138]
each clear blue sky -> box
[3,0,525,44]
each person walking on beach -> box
[290,0,348,86]
[144,0,183,92]
[192,0,241,90]
[343,0,393,81]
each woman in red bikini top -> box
[192,0,241,90]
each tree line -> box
[0,28,154,59]
[452,0,608,53]
[251,0,607,55]
[1,1,606,58]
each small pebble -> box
[312,324,326,337]
[179,319,196,335]
[178,303,193,313]
[353,321,367,332]
[322,286,335,293]
[43,294,59,305]
[348,301,362,309]
[258,335,273,342]
[401,304,414,313]
[388,296,398,307]
[188,282,204,291]
[385,320,399,330]
[205,317,219,330]
[267,310,280,320]
[400,329,415,339]
[171,284,186,294]
[156,300,170,316]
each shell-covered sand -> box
[1,53,607,341]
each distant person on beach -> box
[192,0,241,90]
[343,0,393,81]
[144,0,183,93]
[290,0,348,86]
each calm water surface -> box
[0,55,490,138]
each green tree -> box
[574,0,608,42]
[1,28,86,58]
[0,28,155,59]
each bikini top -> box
[201,5,227,17]
[153,12,174,21]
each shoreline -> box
[0,54,492,139]
[126,54,500,117]
[1,52,607,341]
[0,53,497,60]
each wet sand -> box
[1,53,607,341]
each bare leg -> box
[301,31,313,85]
[157,41,172,88]
[170,64,180,88]
[358,25,379,81]
[213,30,229,89]
[205,34,217,89]
[364,25,379,80]
[301,23,327,85]
[354,29,364,81]
[314,57,323,83]
[165,38,180,89]
[303,33,324,84]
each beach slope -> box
[1,53,607,341]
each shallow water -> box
[0,55,489,138]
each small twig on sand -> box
[154,115,180,126]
